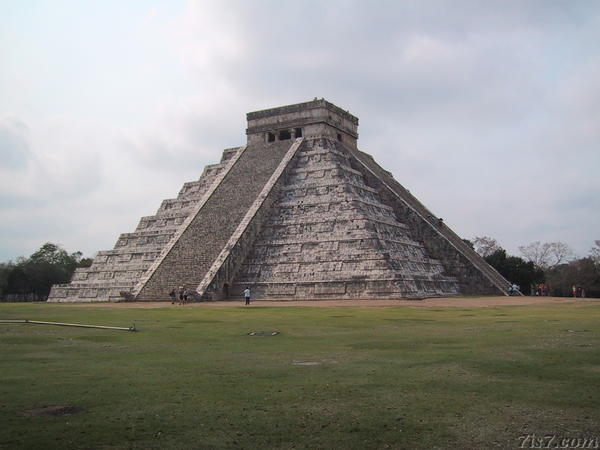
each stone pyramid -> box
[49,99,510,302]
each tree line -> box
[0,243,92,302]
[468,237,600,297]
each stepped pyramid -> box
[49,99,510,302]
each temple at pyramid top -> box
[246,98,358,147]
[49,99,513,302]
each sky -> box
[1,0,599,262]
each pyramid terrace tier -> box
[243,244,446,269]
[262,207,414,232]
[251,231,425,248]
[237,270,457,285]
[288,161,364,182]
[282,176,380,198]
[135,211,191,232]
[95,247,164,261]
[238,259,450,283]
[63,247,163,285]
[269,206,403,230]
[113,230,177,248]
[154,198,203,216]
[274,196,403,222]
[48,281,137,302]
[230,277,460,300]
[277,185,400,213]
[72,261,149,281]
[253,222,414,244]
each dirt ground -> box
[71,296,600,309]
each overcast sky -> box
[1,0,599,262]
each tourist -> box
[244,287,251,305]
[169,288,176,304]
[572,285,577,297]
[178,286,185,305]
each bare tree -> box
[518,241,574,270]
[472,236,501,257]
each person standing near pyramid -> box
[244,287,251,305]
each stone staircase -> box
[134,139,298,300]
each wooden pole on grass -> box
[0,319,136,332]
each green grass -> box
[1,302,599,449]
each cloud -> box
[0,0,599,261]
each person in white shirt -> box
[244,287,251,305]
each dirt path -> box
[66,296,600,309]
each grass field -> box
[1,301,599,449]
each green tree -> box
[0,262,14,297]
[79,257,93,268]
[3,243,89,301]
[485,249,544,295]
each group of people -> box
[169,286,190,305]
[572,285,586,298]
[168,286,252,305]
[533,283,549,296]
